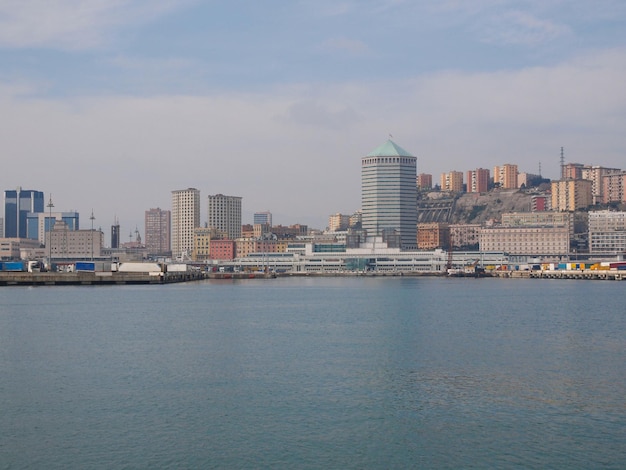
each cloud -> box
[0,0,192,49]
[281,100,360,129]
[299,1,356,17]
[479,10,571,46]
[319,37,371,56]
[1,47,625,233]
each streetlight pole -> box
[47,195,54,271]
[90,210,95,261]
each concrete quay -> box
[0,270,278,286]
[0,271,206,286]
[491,269,625,281]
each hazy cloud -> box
[281,100,360,130]
[0,0,191,49]
[480,11,571,46]
[319,37,371,56]
[1,47,625,232]
[1,0,625,235]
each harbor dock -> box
[491,269,625,281]
[0,270,277,286]
[0,271,205,286]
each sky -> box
[1,0,626,239]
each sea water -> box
[1,277,625,469]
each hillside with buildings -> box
[418,190,536,225]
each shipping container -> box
[118,262,164,273]
[75,261,111,272]
[167,263,190,272]
[2,261,26,271]
[75,261,96,272]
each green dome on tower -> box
[366,139,414,158]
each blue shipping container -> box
[75,262,96,272]
[3,261,26,271]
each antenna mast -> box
[560,147,565,179]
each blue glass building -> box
[26,212,80,243]
[4,188,44,238]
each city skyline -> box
[0,151,626,251]
[1,1,625,234]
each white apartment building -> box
[588,210,626,254]
[207,194,242,240]
[171,188,200,259]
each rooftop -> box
[366,139,414,158]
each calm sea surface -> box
[1,277,625,469]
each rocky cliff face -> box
[417,190,535,225]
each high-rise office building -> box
[207,194,242,240]
[171,188,200,259]
[4,188,44,238]
[145,208,171,255]
[361,139,417,250]
[253,211,272,227]
[111,218,120,249]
